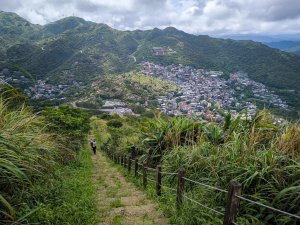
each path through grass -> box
[92,151,169,225]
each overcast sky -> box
[1,0,300,35]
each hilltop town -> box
[141,62,288,121]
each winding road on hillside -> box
[92,151,169,225]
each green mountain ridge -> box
[1,11,300,108]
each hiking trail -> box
[92,151,170,225]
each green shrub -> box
[42,105,91,151]
[107,119,123,128]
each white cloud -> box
[1,0,300,35]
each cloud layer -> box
[1,0,300,35]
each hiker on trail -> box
[92,139,97,155]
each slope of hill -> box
[77,73,178,107]
[1,12,300,109]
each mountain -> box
[0,11,42,50]
[1,12,300,109]
[264,41,300,56]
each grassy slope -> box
[21,143,98,225]
[86,73,178,102]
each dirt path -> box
[92,152,169,225]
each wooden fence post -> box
[176,167,185,209]
[223,180,242,225]
[143,162,147,189]
[156,165,162,196]
[128,156,131,172]
[134,159,138,177]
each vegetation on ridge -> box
[80,73,178,106]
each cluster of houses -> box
[229,72,288,109]
[24,79,72,100]
[0,69,31,86]
[141,62,288,122]
[0,68,72,101]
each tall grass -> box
[0,99,60,223]
[153,111,300,224]
[101,110,300,224]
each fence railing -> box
[104,150,300,225]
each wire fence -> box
[183,194,224,216]
[236,195,300,220]
[103,149,300,225]
[183,177,228,193]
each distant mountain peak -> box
[0,11,31,23]
[43,16,91,35]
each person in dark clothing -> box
[92,140,97,155]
